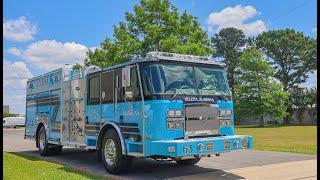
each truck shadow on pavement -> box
[9,149,245,179]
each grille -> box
[185,104,219,136]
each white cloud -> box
[3,58,32,115]
[300,70,317,88]
[18,40,89,71]
[3,16,37,42]
[3,40,91,114]
[7,47,22,56]
[207,5,267,36]
[3,58,32,90]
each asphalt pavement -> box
[3,128,317,179]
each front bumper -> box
[150,135,253,157]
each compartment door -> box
[61,81,71,143]
[69,79,85,143]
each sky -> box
[3,0,317,115]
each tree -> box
[289,87,317,125]
[234,49,289,126]
[256,29,317,91]
[73,63,82,70]
[211,27,247,95]
[85,0,212,68]
[290,86,308,125]
[255,29,317,124]
[305,87,317,124]
[3,112,19,118]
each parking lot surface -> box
[3,128,317,179]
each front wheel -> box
[176,157,201,165]
[37,126,50,156]
[101,129,131,174]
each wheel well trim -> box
[97,122,126,155]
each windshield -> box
[140,62,230,97]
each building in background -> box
[3,105,9,113]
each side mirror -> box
[122,67,131,87]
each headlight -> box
[220,109,232,116]
[167,110,175,117]
[167,122,176,129]
[220,119,232,127]
[175,110,182,116]
[167,121,184,130]
[175,121,183,128]
[167,109,184,130]
[167,110,183,117]
[219,109,232,127]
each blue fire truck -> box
[25,52,253,174]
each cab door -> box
[115,66,143,147]
[101,70,115,122]
[84,73,101,138]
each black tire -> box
[50,145,63,154]
[176,157,201,165]
[101,129,130,174]
[37,126,50,156]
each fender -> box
[96,122,126,155]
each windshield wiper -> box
[169,85,189,101]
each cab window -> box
[88,74,100,104]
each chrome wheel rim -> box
[39,130,45,150]
[104,139,116,165]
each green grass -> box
[3,152,105,180]
[235,125,317,155]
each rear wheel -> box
[101,129,131,174]
[38,126,50,156]
[176,157,201,165]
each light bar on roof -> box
[146,51,213,61]
[145,51,224,66]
